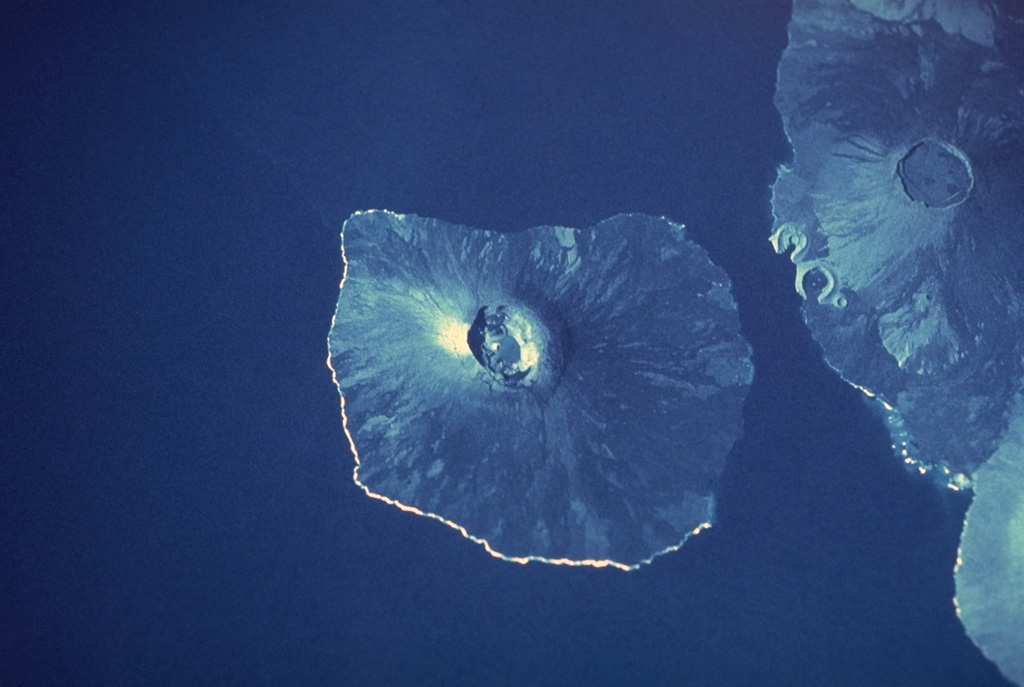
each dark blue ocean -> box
[1,1,1011,685]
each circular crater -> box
[467,305,544,386]
[897,140,973,208]
[801,266,832,301]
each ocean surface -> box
[1,1,1011,685]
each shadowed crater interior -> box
[897,140,973,208]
